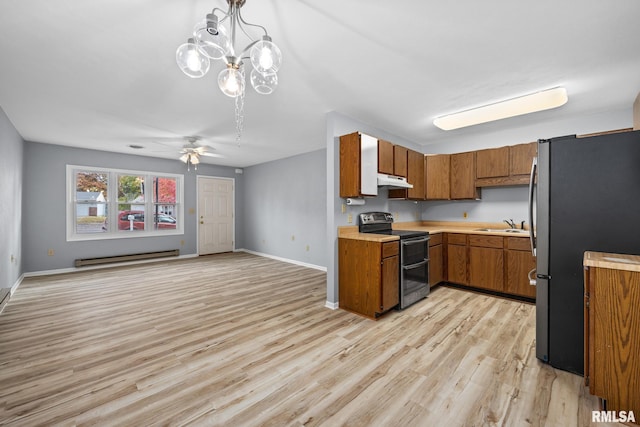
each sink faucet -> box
[504,219,516,229]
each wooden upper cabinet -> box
[450,152,479,200]
[388,148,424,200]
[407,149,424,200]
[476,147,509,179]
[393,145,408,177]
[378,139,394,175]
[339,132,378,198]
[509,142,537,176]
[425,154,450,200]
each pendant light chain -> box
[235,85,245,143]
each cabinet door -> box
[393,145,408,177]
[509,142,537,176]
[450,152,478,200]
[447,244,468,285]
[429,244,443,285]
[381,255,399,311]
[505,250,536,298]
[378,139,394,175]
[425,154,450,200]
[407,149,425,200]
[469,247,504,292]
[476,147,509,178]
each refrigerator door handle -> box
[528,157,537,257]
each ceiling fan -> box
[178,136,223,170]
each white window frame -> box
[66,165,184,241]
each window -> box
[67,166,184,241]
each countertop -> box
[584,251,640,273]
[338,220,531,242]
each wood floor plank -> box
[0,252,612,426]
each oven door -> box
[400,236,430,308]
[401,236,429,265]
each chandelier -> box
[176,0,282,141]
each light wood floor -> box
[0,252,613,426]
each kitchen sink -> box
[474,228,529,234]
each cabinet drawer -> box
[505,237,532,251]
[429,233,443,246]
[447,233,467,245]
[382,241,399,258]
[469,235,503,248]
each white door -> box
[198,176,234,255]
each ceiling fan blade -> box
[201,152,225,158]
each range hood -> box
[377,173,413,189]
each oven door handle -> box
[402,259,428,270]
[401,238,429,246]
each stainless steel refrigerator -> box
[531,129,640,375]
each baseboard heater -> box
[74,249,179,268]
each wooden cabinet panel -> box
[476,147,509,178]
[505,236,531,251]
[429,233,443,246]
[447,233,467,245]
[509,142,537,176]
[469,247,504,292]
[469,235,503,249]
[447,243,468,285]
[429,243,444,285]
[407,149,425,200]
[585,265,640,415]
[378,139,394,175]
[425,154,450,200]
[382,241,399,258]
[505,250,536,298]
[450,152,479,200]
[381,255,399,311]
[393,145,408,177]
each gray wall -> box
[0,107,23,293]
[241,149,327,268]
[22,141,244,272]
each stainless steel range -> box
[358,212,430,309]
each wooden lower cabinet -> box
[584,256,640,417]
[338,238,399,319]
[505,245,536,298]
[468,235,504,292]
[447,234,468,285]
[429,233,444,286]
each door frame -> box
[196,175,236,255]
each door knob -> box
[200,221,204,224]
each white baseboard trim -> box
[236,249,327,272]
[23,254,199,278]
[0,274,24,314]
[11,274,25,295]
[325,301,339,310]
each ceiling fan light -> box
[250,36,282,74]
[433,87,568,130]
[190,153,200,164]
[180,153,190,163]
[250,69,278,95]
[176,38,210,78]
[218,64,245,97]
[194,15,230,60]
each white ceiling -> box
[1,0,639,167]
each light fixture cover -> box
[433,87,568,131]
[218,65,245,97]
[194,17,230,60]
[250,69,278,95]
[250,37,282,74]
[176,38,210,78]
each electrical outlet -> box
[347,213,353,224]
[47,249,54,256]
[180,240,185,246]
[291,235,295,241]
[463,212,468,219]
[341,203,346,213]
[305,245,310,252]
[188,208,195,215]
[10,254,15,263]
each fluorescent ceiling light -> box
[433,87,568,131]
